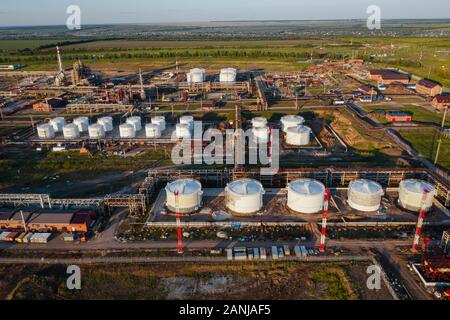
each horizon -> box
[1,0,450,27]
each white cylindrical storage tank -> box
[145,123,161,138]
[63,124,80,139]
[286,125,311,146]
[348,179,384,212]
[97,116,114,132]
[287,179,325,214]
[165,179,203,214]
[252,127,270,144]
[37,124,55,139]
[119,123,136,139]
[126,116,142,132]
[281,115,305,133]
[180,115,194,131]
[88,124,105,139]
[187,68,205,84]
[398,179,435,212]
[252,117,268,128]
[225,179,265,214]
[151,116,166,132]
[175,123,191,139]
[220,68,237,83]
[73,116,89,132]
[49,117,65,133]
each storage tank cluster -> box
[225,179,265,214]
[37,124,55,139]
[145,123,161,138]
[62,123,80,139]
[165,179,203,214]
[187,68,205,84]
[88,124,105,139]
[398,179,435,212]
[97,116,114,133]
[287,179,325,214]
[347,179,384,212]
[49,117,65,133]
[220,68,237,83]
[151,116,166,132]
[251,117,269,144]
[73,117,89,133]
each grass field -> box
[399,129,450,170]
[0,261,393,300]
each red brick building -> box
[416,79,443,97]
[369,69,410,85]
[386,111,412,123]
[432,95,450,111]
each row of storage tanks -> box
[187,68,237,84]
[165,178,436,215]
[249,115,311,146]
[37,116,169,140]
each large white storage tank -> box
[287,179,325,214]
[165,179,203,214]
[251,117,268,128]
[281,115,305,133]
[97,117,114,132]
[49,117,65,133]
[145,123,161,138]
[88,124,105,139]
[225,179,265,214]
[398,179,435,212]
[126,116,142,132]
[119,123,136,138]
[187,68,205,84]
[151,116,166,132]
[63,124,80,139]
[37,124,55,139]
[220,68,237,83]
[180,115,194,131]
[73,117,89,133]
[252,127,270,144]
[175,123,192,139]
[286,125,311,146]
[348,179,384,212]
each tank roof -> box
[288,179,325,196]
[349,179,383,195]
[400,179,435,194]
[166,179,202,195]
[227,179,264,196]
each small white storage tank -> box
[252,127,270,144]
[398,179,435,212]
[187,68,205,84]
[151,116,166,131]
[88,124,105,139]
[126,116,142,132]
[281,115,305,132]
[63,124,80,139]
[145,123,161,138]
[220,68,237,83]
[175,123,192,139]
[165,179,203,214]
[180,115,194,131]
[49,117,65,133]
[225,179,265,214]
[37,124,55,139]
[119,123,136,139]
[252,117,268,128]
[287,179,325,214]
[348,179,384,212]
[97,116,114,132]
[73,117,89,132]
[286,125,311,146]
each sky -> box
[1,0,450,27]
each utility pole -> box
[434,105,448,165]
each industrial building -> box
[369,69,410,84]
[416,79,443,97]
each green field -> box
[399,129,450,170]
[363,105,449,126]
